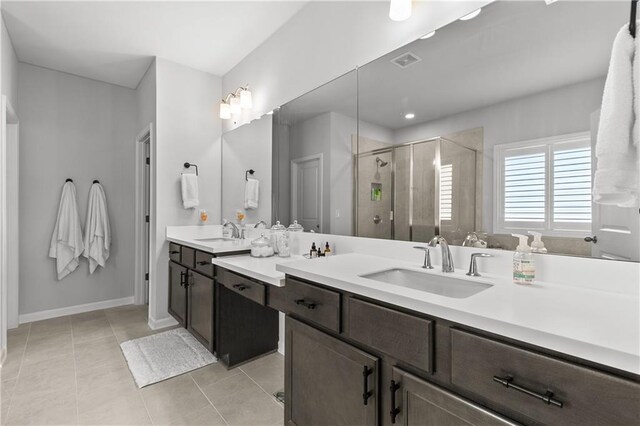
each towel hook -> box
[183,162,199,176]
[245,169,255,181]
[65,178,73,182]
[93,180,100,184]
[630,0,638,38]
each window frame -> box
[493,131,591,237]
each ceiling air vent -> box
[391,51,422,68]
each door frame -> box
[290,153,323,233]
[134,124,153,306]
[0,95,19,365]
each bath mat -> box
[120,328,216,388]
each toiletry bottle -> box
[512,234,535,285]
[528,231,548,254]
[324,242,331,257]
[310,243,317,258]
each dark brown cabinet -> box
[389,366,516,426]
[168,261,187,326]
[187,270,214,352]
[285,316,378,426]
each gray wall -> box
[1,15,18,107]
[18,63,137,316]
[394,77,606,233]
[221,116,272,225]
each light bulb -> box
[230,96,241,115]
[420,31,436,40]
[459,8,482,21]
[405,113,415,120]
[219,102,231,119]
[240,89,252,109]
[389,0,411,22]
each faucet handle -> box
[413,246,434,269]
[467,253,492,277]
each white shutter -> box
[440,164,453,222]
[552,147,592,224]
[504,152,546,222]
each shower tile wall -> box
[357,150,392,239]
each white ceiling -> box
[282,1,628,130]
[1,1,308,88]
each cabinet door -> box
[168,261,187,326]
[285,316,378,426]
[187,270,214,352]
[389,367,516,426]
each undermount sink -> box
[194,237,235,243]
[360,268,492,299]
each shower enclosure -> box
[355,137,477,244]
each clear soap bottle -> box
[512,234,535,285]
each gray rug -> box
[120,328,216,388]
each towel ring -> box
[184,162,199,176]
[245,169,255,181]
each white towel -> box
[83,183,111,274]
[634,21,640,146]
[593,24,639,207]
[181,173,199,209]
[244,178,259,210]
[49,182,84,280]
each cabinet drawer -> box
[194,251,214,277]
[450,328,640,426]
[271,277,340,333]
[169,243,181,263]
[217,268,266,306]
[347,298,433,373]
[181,246,195,268]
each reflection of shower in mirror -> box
[375,157,389,167]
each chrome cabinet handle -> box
[493,375,563,408]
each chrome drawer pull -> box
[493,375,563,408]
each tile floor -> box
[0,305,284,426]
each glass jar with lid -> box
[288,220,304,232]
[251,233,274,258]
[270,221,286,254]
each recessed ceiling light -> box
[420,31,436,40]
[405,113,415,120]
[459,8,482,21]
[545,0,559,4]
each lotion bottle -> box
[528,231,547,254]
[512,234,535,285]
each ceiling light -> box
[420,31,436,40]
[266,110,274,115]
[544,0,559,4]
[230,96,241,115]
[389,0,412,22]
[240,87,252,109]
[405,113,415,119]
[459,8,482,21]
[219,102,231,120]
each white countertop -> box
[276,253,640,375]
[211,255,303,287]
[166,225,252,254]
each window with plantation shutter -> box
[440,164,453,222]
[494,132,592,236]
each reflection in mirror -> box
[273,70,357,233]
[355,0,637,260]
[221,116,272,225]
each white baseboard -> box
[19,296,135,324]
[148,315,178,330]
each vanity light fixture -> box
[459,8,482,21]
[219,85,253,119]
[389,0,412,22]
[405,113,415,119]
[420,31,436,40]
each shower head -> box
[376,157,389,167]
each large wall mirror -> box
[273,0,639,261]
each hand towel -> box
[181,173,199,209]
[244,178,259,210]
[83,183,111,274]
[593,24,639,207]
[49,182,84,280]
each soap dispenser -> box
[528,231,548,254]
[512,234,535,285]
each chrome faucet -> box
[413,246,434,269]
[254,220,267,228]
[466,253,492,277]
[428,235,455,273]
[222,220,240,239]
